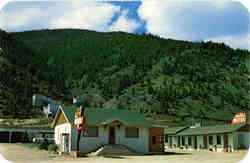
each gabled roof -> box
[33,94,58,107]
[53,105,152,128]
[176,123,246,136]
[165,126,189,135]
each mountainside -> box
[1,29,249,123]
[0,30,52,118]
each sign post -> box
[74,104,86,153]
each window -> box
[216,135,221,145]
[157,136,164,143]
[125,127,139,138]
[83,126,98,137]
[152,136,156,145]
[182,136,185,146]
[56,128,59,140]
[209,136,213,145]
[165,134,168,143]
[188,137,192,146]
[152,136,163,145]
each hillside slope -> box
[0,30,43,118]
[1,29,249,122]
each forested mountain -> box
[0,29,249,121]
[0,30,40,117]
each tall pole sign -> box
[74,104,86,153]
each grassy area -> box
[0,117,54,128]
[147,114,231,127]
[23,143,40,149]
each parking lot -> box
[0,143,248,163]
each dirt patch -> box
[0,143,248,163]
[0,143,51,163]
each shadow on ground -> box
[92,152,191,158]
[102,155,128,159]
[145,152,191,156]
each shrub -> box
[39,139,49,150]
[24,143,40,148]
[48,144,58,152]
[39,143,48,150]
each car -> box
[32,137,54,143]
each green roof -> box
[176,124,246,136]
[165,126,189,135]
[59,105,152,127]
[60,105,78,125]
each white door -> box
[61,133,70,153]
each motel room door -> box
[224,133,228,148]
[194,136,198,149]
[177,136,180,147]
[149,127,164,152]
[169,136,173,148]
[61,133,70,153]
[109,127,115,144]
[203,136,208,149]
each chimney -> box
[73,96,77,104]
[73,96,84,106]
[32,93,43,106]
[32,94,36,106]
[48,103,51,112]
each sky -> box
[0,3,249,163]
[0,0,249,50]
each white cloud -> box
[0,7,43,31]
[1,0,140,34]
[207,33,250,50]
[0,0,249,50]
[238,0,250,12]
[109,10,141,33]
[51,1,120,32]
[138,0,250,50]
[0,0,13,11]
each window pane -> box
[165,134,168,143]
[217,135,221,145]
[125,127,138,138]
[83,126,98,137]
[182,137,185,146]
[209,136,213,145]
[152,136,156,145]
[188,137,192,146]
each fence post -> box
[9,131,12,143]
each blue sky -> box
[106,1,146,34]
[0,0,249,50]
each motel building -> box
[165,113,250,152]
[53,105,165,154]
